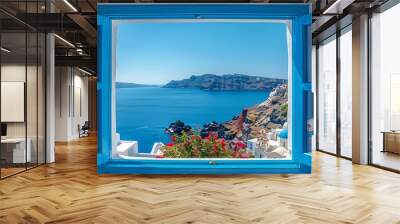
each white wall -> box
[1,82,25,122]
[1,63,47,164]
[1,64,26,139]
[55,66,69,141]
[1,64,41,138]
[72,73,89,138]
[54,67,89,141]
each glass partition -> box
[317,36,337,155]
[0,3,46,178]
[339,27,352,158]
[370,4,400,171]
[1,30,28,177]
[112,20,292,160]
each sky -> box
[116,21,289,85]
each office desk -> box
[381,131,400,154]
[1,138,31,163]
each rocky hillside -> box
[223,83,288,141]
[163,74,287,91]
[165,83,288,142]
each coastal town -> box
[115,76,290,160]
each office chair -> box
[79,121,90,138]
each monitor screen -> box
[1,123,7,137]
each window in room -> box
[317,35,337,155]
[339,27,352,158]
[370,3,400,171]
[112,20,292,160]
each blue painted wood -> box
[97,14,112,166]
[99,162,304,175]
[97,4,311,17]
[97,3,312,174]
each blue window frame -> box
[97,3,313,174]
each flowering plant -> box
[161,132,253,158]
[231,140,252,158]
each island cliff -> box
[223,83,288,141]
[163,83,289,159]
[163,74,287,91]
[166,83,288,142]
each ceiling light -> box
[63,0,78,12]
[76,48,85,56]
[322,0,354,15]
[78,67,93,76]
[1,47,11,53]
[54,34,75,48]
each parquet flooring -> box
[0,167,26,178]
[1,135,400,224]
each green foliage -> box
[280,103,288,117]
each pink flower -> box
[214,133,218,139]
[155,154,165,158]
[232,151,240,158]
[240,152,250,158]
[236,141,246,149]
[166,143,174,147]
[222,146,227,152]
[171,136,176,142]
[213,144,218,152]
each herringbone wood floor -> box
[1,136,400,224]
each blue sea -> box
[116,87,268,153]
